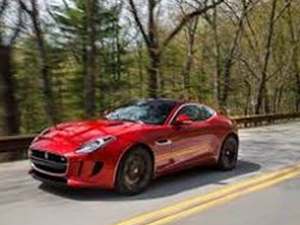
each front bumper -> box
[30,169,67,187]
[29,149,116,189]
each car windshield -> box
[106,100,177,125]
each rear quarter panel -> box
[209,113,238,160]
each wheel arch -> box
[113,142,155,188]
[128,143,155,165]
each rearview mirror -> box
[175,114,192,125]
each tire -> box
[217,136,239,171]
[115,147,153,195]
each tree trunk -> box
[255,0,278,114]
[220,0,249,109]
[137,42,145,97]
[211,7,222,106]
[275,84,284,113]
[30,0,58,123]
[263,87,271,114]
[273,87,279,113]
[0,46,20,135]
[296,75,300,112]
[84,0,97,118]
[147,49,160,98]
[286,1,300,112]
[146,0,160,98]
[243,80,252,115]
[182,17,199,97]
[221,19,244,108]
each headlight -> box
[76,136,116,154]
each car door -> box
[169,104,216,167]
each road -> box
[172,176,300,225]
[0,121,299,225]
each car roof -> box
[137,98,185,105]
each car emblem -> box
[45,152,49,160]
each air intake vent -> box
[91,161,103,176]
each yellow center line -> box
[148,170,300,225]
[114,163,300,225]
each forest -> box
[0,0,299,135]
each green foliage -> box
[1,0,300,135]
[14,39,49,133]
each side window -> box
[177,106,199,121]
[199,106,215,120]
[175,105,215,122]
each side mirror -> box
[175,114,192,125]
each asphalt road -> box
[172,176,300,225]
[0,121,300,225]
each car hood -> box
[30,120,145,154]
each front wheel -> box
[115,147,153,195]
[217,136,239,171]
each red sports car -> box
[29,99,239,195]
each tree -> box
[254,0,278,114]
[176,0,200,97]
[84,0,97,117]
[234,0,294,114]
[128,0,224,98]
[203,0,252,109]
[286,0,300,111]
[0,0,22,135]
[49,0,123,117]
[19,0,59,123]
[1,0,300,135]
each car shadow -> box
[39,160,261,201]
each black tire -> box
[115,147,153,195]
[217,136,239,171]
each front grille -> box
[30,149,67,176]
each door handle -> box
[155,139,172,146]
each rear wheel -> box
[116,147,153,195]
[217,136,239,170]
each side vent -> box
[91,161,103,177]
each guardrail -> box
[231,112,300,128]
[0,112,299,162]
[0,135,35,162]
